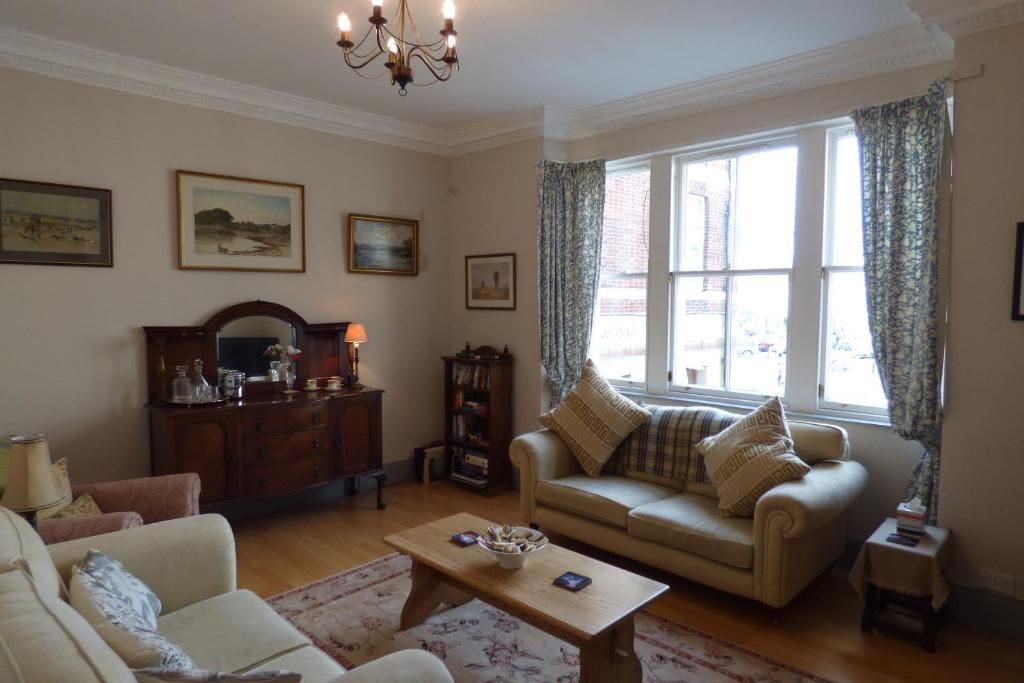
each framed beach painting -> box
[347,213,418,275]
[177,171,305,272]
[0,178,112,267]
[465,253,516,310]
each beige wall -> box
[941,22,1024,592]
[448,139,547,438]
[0,67,451,482]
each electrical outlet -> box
[978,570,1016,596]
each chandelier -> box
[336,0,459,96]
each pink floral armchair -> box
[37,473,200,544]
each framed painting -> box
[1013,223,1024,320]
[465,253,516,310]
[347,213,418,275]
[0,178,112,267]
[177,170,305,272]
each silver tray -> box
[166,397,230,407]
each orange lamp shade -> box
[344,323,368,344]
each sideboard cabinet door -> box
[152,411,241,504]
[333,393,381,476]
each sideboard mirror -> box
[216,315,297,380]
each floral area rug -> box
[268,553,833,683]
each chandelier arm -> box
[409,52,453,82]
[343,49,387,71]
[406,45,449,68]
[380,24,445,51]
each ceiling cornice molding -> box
[907,0,1024,37]
[0,23,951,157]
[0,27,449,156]
[565,23,951,140]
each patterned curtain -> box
[852,81,950,524]
[537,159,607,403]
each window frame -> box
[592,120,892,424]
[667,137,798,402]
[816,126,888,417]
[590,160,652,390]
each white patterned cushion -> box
[70,550,195,670]
[134,669,300,682]
[539,360,652,477]
[697,397,810,517]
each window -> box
[590,164,649,384]
[592,122,888,420]
[820,128,886,411]
[671,145,797,398]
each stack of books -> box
[896,499,927,537]
[450,448,488,487]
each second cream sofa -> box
[511,410,868,609]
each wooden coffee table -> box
[384,512,668,683]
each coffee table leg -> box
[400,560,446,630]
[579,615,641,683]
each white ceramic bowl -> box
[477,526,548,569]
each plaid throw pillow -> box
[610,406,739,484]
[697,397,810,517]
[539,360,651,477]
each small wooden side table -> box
[850,517,951,652]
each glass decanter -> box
[172,365,192,402]
[191,358,212,402]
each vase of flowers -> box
[263,344,302,393]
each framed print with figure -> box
[465,253,516,310]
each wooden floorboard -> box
[232,481,1024,682]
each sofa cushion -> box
[535,475,676,528]
[0,506,64,598]
[0,568,135,683]
[628,494,755,569]
[70,549,195,669]
[698,397,810,517]
[611,405,739,486]
[251,645,346,683]
[159,589,310,673]
[538,360,651,477]
[135,668,301,682]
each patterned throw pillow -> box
[697,397,810,517]
[134,669,300,682]
[54,493,104,519]
[539,360,652,477]
[70,550,195,670]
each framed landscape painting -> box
[0,178,112,267]
[465,253,516,310]
[177,171,305,272]
[347,213,418,275]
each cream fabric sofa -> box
[511,416,868,609]
[0,507,453,683]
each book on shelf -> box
[451,414,489,447]
[450,471,488,487]
[451,362,491,389]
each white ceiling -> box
[0,0,924,129]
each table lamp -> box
[0,435,67,529]
[344,323,368,389]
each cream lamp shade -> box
[344,323,368,344]
[0,435,66,513]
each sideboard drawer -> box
[243,404,326,436]
[243,427,329,466]
[243,455,330,496]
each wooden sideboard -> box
[144,301,385,513]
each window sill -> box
[616,388,892,429]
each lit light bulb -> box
[442,0,455,19]
[447,34,456,49]
[387,37,398,53]
[337,12,351,31]
[372,0,383,6]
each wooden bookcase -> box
[442,345,514,495]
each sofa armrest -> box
[331,650,453,683]
[509,429,581,523]
[37,511,143,544]
[71,473,201,524]
[47,514,235,614]
[753,460,868,540]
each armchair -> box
[38,472,200,544]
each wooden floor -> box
[233,481,1024,683]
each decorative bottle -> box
[192,359,211,402]
[172,365,192,402]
